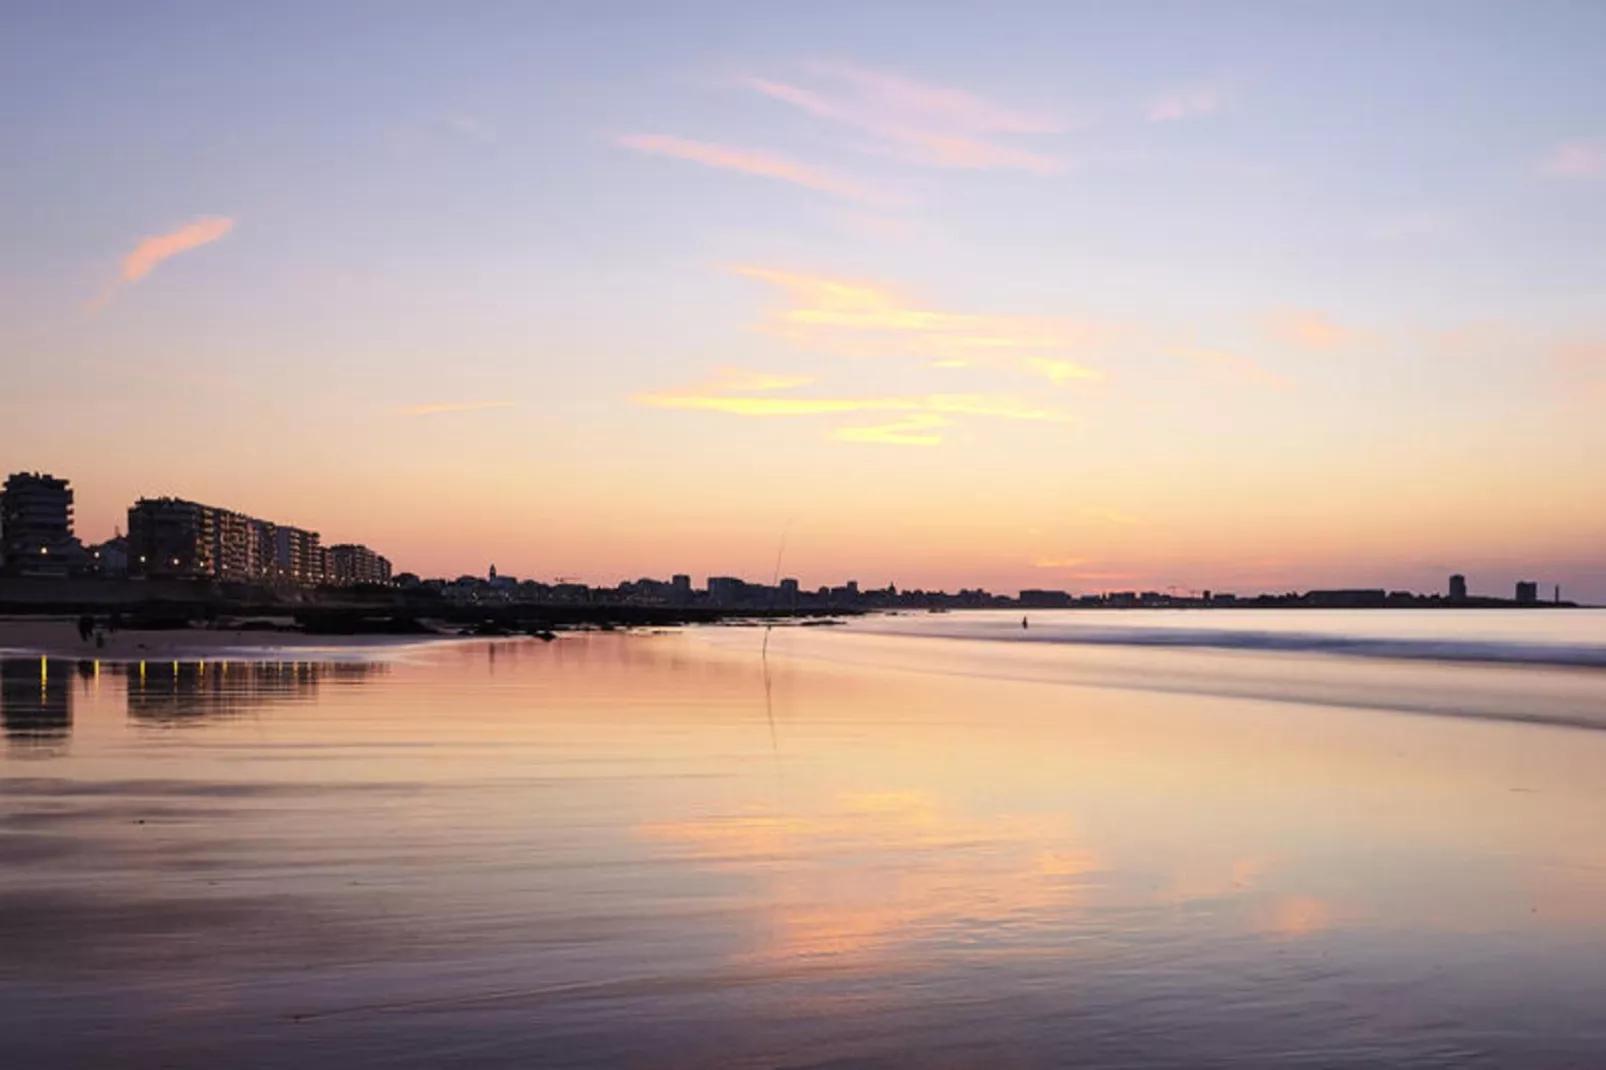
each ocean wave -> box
[857,620,1606,670]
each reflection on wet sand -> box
[644,790,1104,964]
[1,657,388,745]
[121,659,385,725]
[3,632,1606,1068]
[0,658,72,754]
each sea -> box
[3,608,1606,1068]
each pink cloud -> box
[804,62,1063,133]
[89,216,235,310]
[1148,86,1223,123]
[1541,139,1606,178]
[122,216,234,282]
[739,64,1067,174]
[617,133,874,201]
[881,131,1066,174]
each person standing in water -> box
[1021,616,1028,629]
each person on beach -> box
[77,614,94,643]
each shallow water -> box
[4,616,1606,1067]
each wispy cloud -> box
[617,134,875,201]
[122,217,235,282]
[1148,85,1223,123]
[733,266,1106,383]
[637,389,1066,422]
[740,62,1068,174]
[831,413,949,446]
[1033,556,1094,569]
[91,216,235,309]
[1262,310,1358,352]
[1169,347,1292,389]
[806,62,1063,134]
[635,368,1068,445]
[1541,139,1606,178]
[703,368,818,392]
[399,401,518,417]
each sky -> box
[2,1,1604,599]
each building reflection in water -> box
[122,659,385,725]
[0,657,386,744]
[0,657,73,753]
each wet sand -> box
[0,617,453,661]
[4,622,1606,1067]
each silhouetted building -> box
[1019,589,1072,608]
[272,525,324,585]
[87,535,130,577]
[128,497,218,578]
[1516,581,1538,605]
[1449,574,1467,601]
[1306,589,1388,608]
[1,472,75,577]
[129,497,337,585]
[328,543,392,586]
[707,576,745,605]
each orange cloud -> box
[399,401,517,416]
[617,134,874,201]
[1148,85,1223,123]
[1263,310,1358,352]
[1541,139,1606,178]
[1033,556,1093,569]
[733,266,1106,382]
[122,216,235,282]
[740,63,1067,174]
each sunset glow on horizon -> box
[3,3,1604,598]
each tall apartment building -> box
[129,497,329,585]
[327,544,392,587]
[128,498,218,578]
[272,526,325,586]
[1,472,76,577]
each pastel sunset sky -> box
[2,2,1604,598]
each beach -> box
[0,616,456,662]
[4,612,1606,1067]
